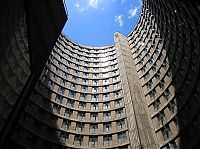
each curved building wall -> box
[127,0,200,149]
[0,0,67,148]
[4,0,200,149]
[10,34,131,149]
[0,0,30,131]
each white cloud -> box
[89,0,99,8]
[74,2,87,12]
[115,15,124,27]
[128,7,138,19]
[74,0,101,12]
[74,3,80,10]
[138,0,142,5]
[121,0,126,4]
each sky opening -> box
[62,0,142,46]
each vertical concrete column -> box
[114,32,157,149]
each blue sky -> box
[62,0,142,46]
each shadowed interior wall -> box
[0,0,67,148]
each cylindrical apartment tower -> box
[10,35,134,149]
[2,0,200,149]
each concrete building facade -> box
[0,0,200,149]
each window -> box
[115,109,123,117]
[158,54,164,61]
[64,109,73,118]
[74,70,79,75]
[82,79,89,84]
[53,104,61,114]
[141,67,146,73]
[153,100,161,110]
[163,89,170,100]
[92,87,98,92]
[76,64,80,69]
[58,86,65,94]
[77,54,82,59]
[55,66,59,72]
[146,80,153,89]
[94,62,99,66]
[60,132,69,144]
[152,64,157,72]
[112,71,117,75]
[103,79,109,84]
[83,72,89,77]
[168,141,177,149]
[66,99,74,107]
[90,124,98,133]
[115,99,122,107]
[91,103,98,111]
[117,120,125,129]
[162,60,168,69]
[93,67,99,72]
[149,58,154,64]
[77,112,85,120]
[144,72,150,80]
[155,48,161,55]
[91,113,98,121]
[74,136,83,146]
[91,94,99,101]
[103,67,109,72]
[62,71,67,78]
[118,132,127,143]
[62,120,71,129]
[83,67,88,71]
[167,71,172,77]
[161,126,171,140]
[80,93,87,100]
[55,95,63,103]
[159,79,165,89]
[169,100,177,113]
[72,76,77,82]
[174,116,179,130]
[93,80,98,85]
[115,91,121,98]
[150,90,157,99]
[103,93,109,100]
[68,91,76,98]
[146,53,151,58]
[113,77,118,82]
[70,83,76,89]
[79,102,86,110]
[81,86,88,92]
[104,136,112,146]
[76,59,81,64]
[47,80,54,89]
[103,102,110,110]
[85,61,90,65]
[64,67,69,73]
[76,123,84,133]
[139,59,144,66]
[60,79,66,85]
[93,73,99,78]
[103,112,111,120]
[42,76,46,83]
[155,71,161,80]
[157,111,165,125]
[104,123,111,132]
[89,136,98,147]
[103,86,109,92]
